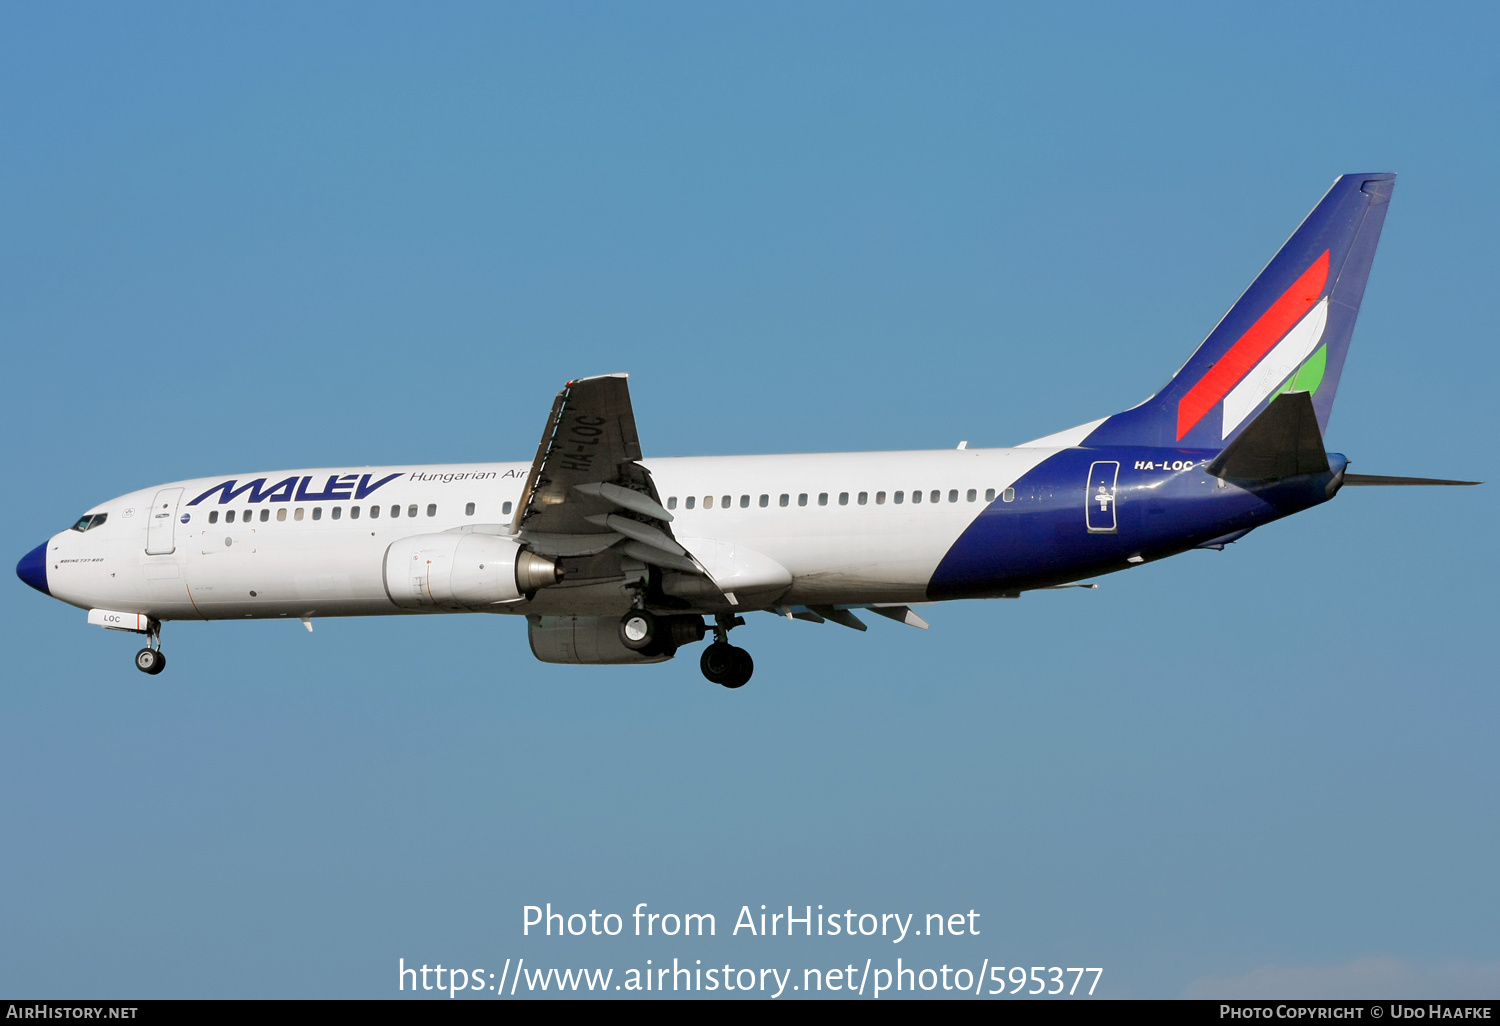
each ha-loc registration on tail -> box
[16,173,1477,687]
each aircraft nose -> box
[16,542,49,595]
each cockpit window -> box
[70,513,107,532]
[89,513,106,529]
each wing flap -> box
[511,375,719,595]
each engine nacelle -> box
[383,533,560,610]
[528,615,675,664]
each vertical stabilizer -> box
[1084,173,1395,450]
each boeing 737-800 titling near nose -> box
[14,174,1479,687]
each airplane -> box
[15,173,1478,688]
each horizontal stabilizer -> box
[1341,474,1480,486]
[1207,391,1329,481]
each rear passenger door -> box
[1085,462,1119,534]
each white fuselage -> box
[42,447,1059,622]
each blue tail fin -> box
[1084,173,1395,450]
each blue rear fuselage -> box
[929,447,1347,599]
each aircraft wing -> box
[511,375,702,575]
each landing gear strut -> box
[134,620,166,675]
[700,613,752,688]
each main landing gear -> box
[616,608,754,688]
[134,620,166,675]
[617,609,708,660]
[699,613,752,689]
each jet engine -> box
[383,533,560,610]
[528,614,704,664]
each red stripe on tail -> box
[1176,250,1329,439]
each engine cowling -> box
[383,533,560,610]
[528,615,675,664]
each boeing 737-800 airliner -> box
[15,174,1476,687]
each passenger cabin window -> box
[294,508,305,521]
[949,490,959,503]
[704,496,713,509]
[350,506,360,519]
[226,510,236,524]
[1003,487,1016,502]
[465,502,475,516]
[686,496,695,509]
[876,491,886,504]
[839,492,849,505]
[986,488,996,502]
[331,507,342,520]
[739,495,749,508]
[779,494,789,507]
[408,505,418,518]
[208,511,219,524]
[967,489,977,502]
[391,505,401,518]
[667,497,677,510]
[931,490,941,503]
[369,504,380,519]
[261,509,270,521]
[759,494,768,507]
[277,509,287,521]
[818,493,828,506]
[502,501,513,514]
[426,504,437,517]
[857,492,867,505]
[894,491,904,504]
[312,508,322,521]
[912,490,922,503]
[798,493,808,506]
[721,495,730,509]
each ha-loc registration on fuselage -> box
[15,174,1477,687]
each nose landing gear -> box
[700,613,753,688]
[134,620,166,675]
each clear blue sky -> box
[3,1,1496,999]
